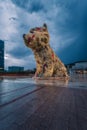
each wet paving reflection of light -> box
[0,74,87,107]
[0,74,87,90]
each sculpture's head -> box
[23,24,49,50]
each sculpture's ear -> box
[43,23,47,29]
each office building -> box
[8,66,24,72]
[0,40,4,72]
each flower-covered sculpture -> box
[23,24,68,78]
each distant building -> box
[8,66,24,72]
[66,61,87,74]
[72,61,87,70]
[0,40,4,72]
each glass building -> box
[0,40,4,72]
[8,66,24,72]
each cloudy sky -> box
[0,0,87,70]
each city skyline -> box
[0,0,87,69]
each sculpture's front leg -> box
[42,62,53,77]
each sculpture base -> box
[33,76,69,81]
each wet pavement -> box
[0,74,87,130]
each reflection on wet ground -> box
[0,74,87,130]
[36,74,87,88]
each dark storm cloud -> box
[7,45,32,59]
[55,0,87,34]
[55,0,87,63]
[58,39,87,64]
[12,0,44,13]
[29,1,44,12]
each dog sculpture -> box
[23,24,68,78]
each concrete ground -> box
[0,74,87,130]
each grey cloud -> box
[11,0,44,13]
[58,39,87,64]
[7,45,32,59]
[9,17,18,21]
